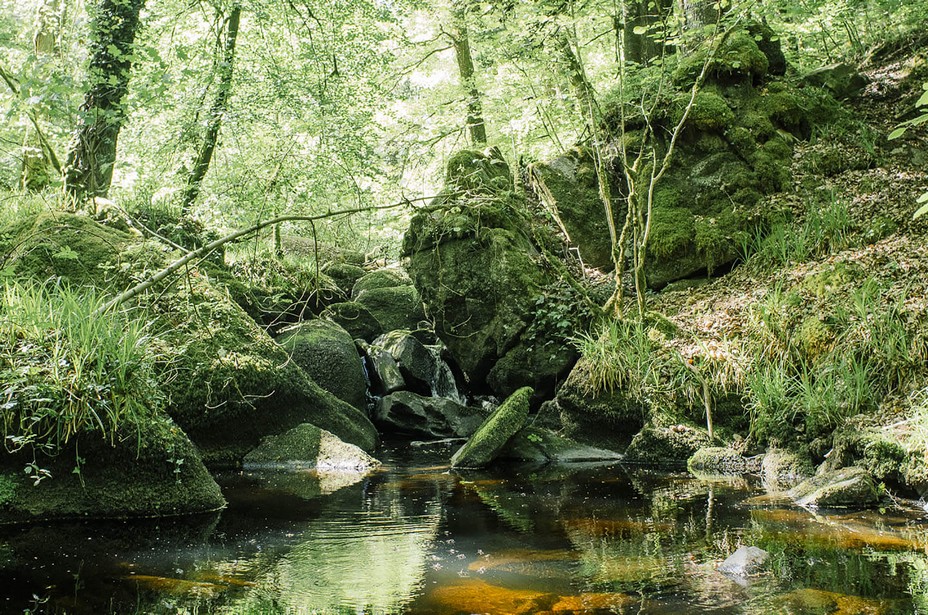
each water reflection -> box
[1,442,928,613]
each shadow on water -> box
[2,440,928,613]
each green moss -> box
[649,207,695,260]
[797,317,834,363]
[741,111,777,141]
[451,387,531,468]
[760,88,808,136]
[351,268,411,298]
[688,447,746,475]
[0,475,15,507]
[683,91,735,132]
[675,30,768,85]
[445,148,513,194]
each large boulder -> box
[374,391,486,438]
[624,423,710,466]
[0,423,224,523]
[243,423,381,472]
[374,330,437,394]
[499,427,623,464]
[277,320,368,411]
[324,262,367,296]
[3,212,379,467]
[451,387,532,469]
[351,267,413,299]
[355,285,426,335]
[321,301,383,342]
[402,148,584,396]
[687,447,747,475]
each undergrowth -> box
[0,281,164,459]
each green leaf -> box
[633,25,648,35]
[53,246,79,261]
[888,127,906,140]
[918,192,928,204]
[914,200,928,220]
[917,91,928,107]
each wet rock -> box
[374,391,486,438]
[276,320,367,411]
[375,330,436,394]
[350,267,413,299]
[688,447,746,475]
[451,387,532,469]
[789,466,880,509]
[355,285,426,334]
[321,301,383,342]
[243,423,380,472]
[718,546,769,578]
[499,427,623,464]
[761,449,813,491]
[364,343,406,394]
[624,423,710,466]
[802,63,869,99]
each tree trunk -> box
[683,0,724,30]
[64,0,146,202]
[620,0,672,65]
[21,0,61,190]
[450,4,487,146]
[180,4,242,215]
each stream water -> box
[2,440,928,614]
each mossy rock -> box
[761,449,814,491]
[3,212,379,467]
[486,332,578,400]
[528,150,616,269]
[747,21,786,76]
[688,447,747,475]
[675,30,769,86]
[445,147,514,194]
[0,422,224,524]
[802,63,869,100]
[374,391,485,439]
[276,320,368,411]
[243,423,381,472]
[321,301,384,342]
[350,267,413,299]
[789,466,880,509]
[499,427,622,464]
[624,423,710,466]
[451,387,532,469]
[325,263,367,295]
[354,285,426,334]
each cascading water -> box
[427,346,467,406]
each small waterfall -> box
[427,346,467,406]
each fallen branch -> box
[96,196,437,315]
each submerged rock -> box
[374,391,485,438]
[761,449,813,491]
[718,546,769,578]
[277,320,367,411]
[499,427,623,464]
[624,424,710,466]
[243,423,380,472]
[451,387,532,469]
[789,466,880,509]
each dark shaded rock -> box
[374,391,486,438]
[355,285,426,334]
[375,330,436,395]
[802,63,869,99]
[789,466,880,509]
[277,320,367,411]
[688,447,746,475]
[451,387,532,469]
[364,343,405,394]
[487,337,578,399]
[325,263,367,296]
[528,149,616,269]
[0,423,224,523]
[747,22,786,76]
[351,267,412,299]
[719,546,769,578]
[322,301,384,342]
[243,423,380,472]
[624,423,710,466]
[499,427,623,464]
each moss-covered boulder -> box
[375,330,437,395]
[528,149,616,269]
[789,466,881,509]
[451,387,532,469]
[322,301,383,342]
[355,285,426,335]
[624,423,710,466]
[374,391,486,438]
[325,263,367,296]
[802,63,869,100]
[761,449,814,491]
[3,212,378,466]
[276,320,368,411]
[351,267,413,299]
[243,423,381,472]
[0,423,224,524]
[687,447,746,475]
[402,148,584,395]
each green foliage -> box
[0,280,163,456]
[889,81,928,218]
[748,195,852,267]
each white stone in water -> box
[719,546,769,578]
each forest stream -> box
[2,441,928,614]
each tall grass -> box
[0,281,163,455]
[749,195,853,268]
